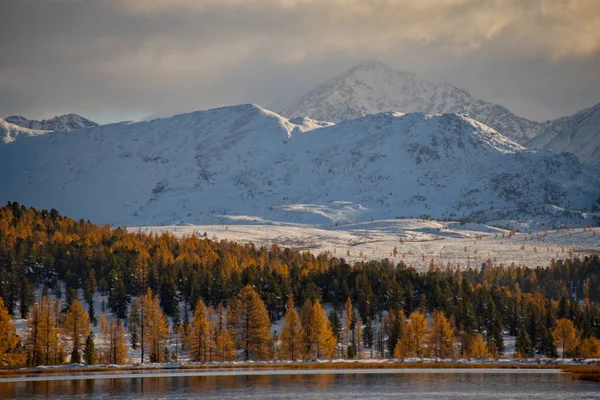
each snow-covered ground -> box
[136,219,600,270]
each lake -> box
[0,369,598,399]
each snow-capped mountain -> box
[529,102,600,166]
[280,60,544,143]
[5,113,98,131]
[0,118,49,144]
[0,104,598,228]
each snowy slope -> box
[0,104,598,228]
[529,102,600,166]
[280,60,544,143]
[5,113,98,131]
[0,118,49,144]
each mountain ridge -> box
[5,113,98,132]
[0,104,597,229]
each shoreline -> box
[0,362,597,383]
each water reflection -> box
[0,372,598,400]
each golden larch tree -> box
[553,318,581,358]
[305,301,337,359]
[63,300,91,364]
[0,297,23,366]
[215,327,236,361]
[580,337,600,358]
[190,299,216,362]
[280,297,304,360]
[228,285,271,361]
[428,311,455,359]
[141,288,169,363]
[26,296,61,366]
[394,311,428,358]
[100,314,128,364]
[469,333,490,358]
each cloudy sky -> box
[1,0,600,123]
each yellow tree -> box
[141,289,169,363]
[190,299,215,362]
[305,301,337,359]
[26,296,61,366]
[63,300,91,364]
[280,297,304,360]
[300,299,314,356]
[394,311,428,358]
[469,333,490,358]
[428,311,455,359]
[100,315,128,364]
[580,337,600,358]
[228,285,271,361]
[0,297,23,366]
[553,318,581,358]
[215,328,236,361]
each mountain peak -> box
[5,113,98,132]
[280,62,543,143]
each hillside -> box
[0,104,598,228]
[280,60,545,143]
[0,118,48,144]
[529,102,600,166]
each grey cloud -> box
[1,0,599,122]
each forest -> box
[0,202,599,367]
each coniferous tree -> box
[304,301,336,360]
[394,311,428,358]
[20,278,34,319]
[387,309,405,357]
[215,327,236,361]
[580,337,600,358]
[128,298,141,350]
[280,297,304,360]
[515,325,533,358]
[83,333,98,365]
[469,333,490,358]
[228,285,271,361]
[0,296,23,366]
[63,300,91,364]
[141,289,169,363]
[429,311,455,359]
[190,299,215,362]
[553,318,580,358]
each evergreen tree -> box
[515,325,533,358]
[83,333,98,365]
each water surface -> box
[0,369,597,399]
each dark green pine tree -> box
[160,275,178,318]
[328,309,342,341]
[20,277,34,319]
[516,325,533,358]
[109,279,128,319]
[83,333,98,365]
